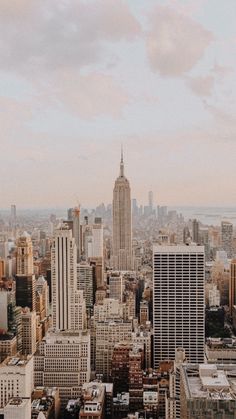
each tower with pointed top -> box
[112,151,132,271]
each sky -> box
[1,0,236,209]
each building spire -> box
[120,145,124,177]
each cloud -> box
[187,75,215,97]
[0,0,141,74]
[50,71,130,118]
[146,5,213,77]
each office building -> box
[192,219,200,244]
[16,233,33,276]
[0,334,17,363]
[180,364,236,418]
[109,273,123,302]
[153,245,205,367]
[4,397,31,419]
[112,151,132,271]
[77,262,94,314]
[221,221,233,258]
[15,233,36,311]
[21,308,37,355]
[96,320,132,379]
[52,224,84,331]
[88,219,103,258]
[0,355,34,409]
[34,330,90,406]
[229,259,236,316]
[72,207,81,262]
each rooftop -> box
[182,364,236,401]
[80,382,105,414]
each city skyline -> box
[1,0,236,208]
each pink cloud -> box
[146,5,213,77]
[50,71,129,118]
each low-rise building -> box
[180,363,236,418]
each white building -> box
[34,330,90,405]
[52,224,85,331]
[3,397,31,419]
[0,355,34,410]
[153,245,205,367]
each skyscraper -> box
[51,224,85,331]
[15,233,36,311]
[221,221,233,258]
[112,151,132,271]
[72,206,81,262]
[153,245,205,367]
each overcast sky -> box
[1,0,236,208]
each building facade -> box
[153,245,205,367]
[112,152,132,271]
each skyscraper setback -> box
[112,151,132,271]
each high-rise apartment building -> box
[112,151,132,271]
[221,221,233,258]
[153,245,205,367]
[51,224,85,331]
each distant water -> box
[171,207,236,226]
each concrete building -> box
[0,355,34,410]
[112,151,132,271]
[36,275,49,317]
[96,320,132,379]
[0,289,15,331]
[34,330,90,406]
[77,262,94,314]
[139,300,149,326]
[4,397,31,419]
[221,221,233,258]
[87,219,103,258]
[153,245,205,367]
[72,207,81,262]
[0,334,17,363]
[131,329,152,369]
[109,273,123,302]
[21,308,37,355]
[180,363,236,418]
[205,338,236,364]
[80,381,106,418]
[16,233,33,276]
[52,224,85,331]
[230,259,236,316]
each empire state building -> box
[112,151,132,271]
